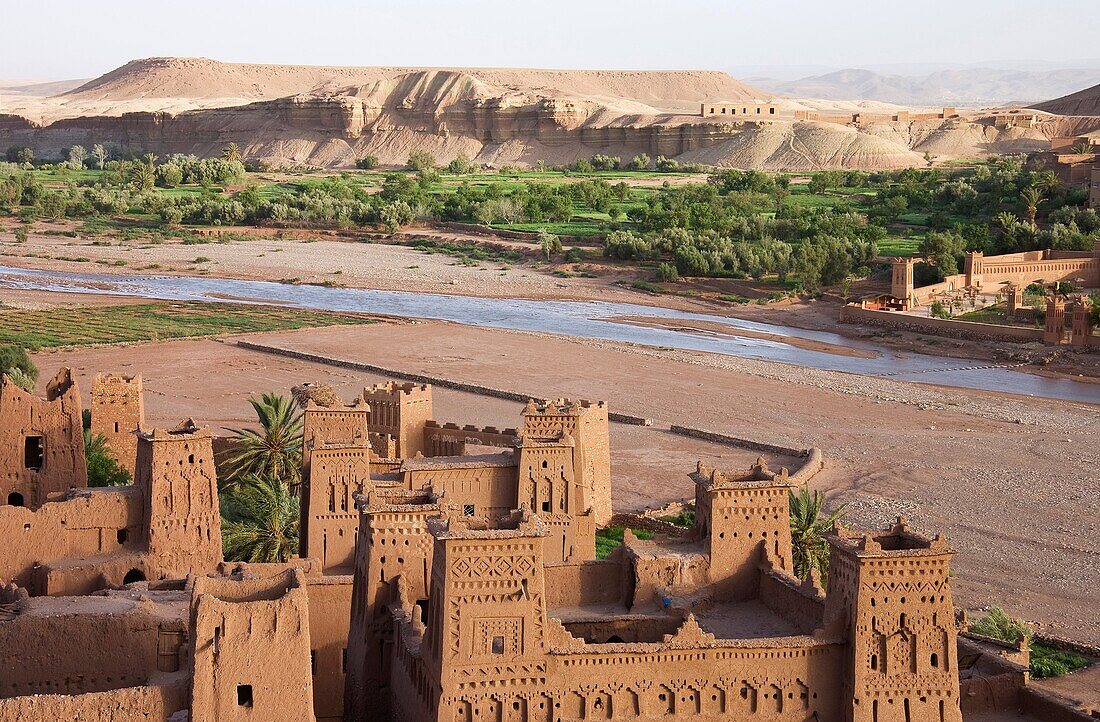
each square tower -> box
[189,568,315,721]
[363,382,433,459]
[1044,296,1067,345]
[135,420,222,580]
[91,373,144,477]
[691,459,794,601]
[825,518,963,722]
[421,511,549,700]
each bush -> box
[446,155,477,175]
[590,154,620,171]
[654,262,679,282]
[563,247,587,263]
[929,301,951,320]
[355,154,379,170]
[0,345,38,391]
[85,429,132,487]
[630,153,651,170]
[969,606,1031,643]
[406,150,436,172]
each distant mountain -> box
[749,67,1100,108]
[0,78,89,97]
[1033,83,1100,116]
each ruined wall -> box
[0,592,186,700]
[839,305,1047,343]
[0,678,187,722]
[91,374,144,478]
[189,568,316,721]
[0,486,142,594]
[0,370,86,509]
[758,567,826,634]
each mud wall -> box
[839,305,1048,343]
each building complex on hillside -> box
[0,369,1089,721]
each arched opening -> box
[123,568,146,585]
[930,653,939,668]
[605,635,625,643]
[870,654,878,671]
[6,492,24,507]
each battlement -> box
[828,517,954,558]
[424,420,518,436]
[691,458,790,490]
[426,508,547,539]
[363,381,431,399]
[192,566,305,604]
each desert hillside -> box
[3,57,1099,171]
[1033,82,1100,117]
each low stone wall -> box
[0,677,187,721]
[668,425,824,483]
[430,221,595,246]
[234,341,653,426]
[607,512,689,537]
[1020,686,1096,721]
[840,305,1046,343]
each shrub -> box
[630,153,651,170]
[446,155,477,175]
[969,606,1031,643]
[0,345,38,391]
[85,429,132,487]
[14,226,28,243]
[654,262,679,282]
[406,150,436,172]
[563,247,587,263]
[929,301,951,320]
[356,154,379,170]
[590,154,620,171]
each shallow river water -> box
[3,265,1099,404]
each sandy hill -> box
[63,57,761,113]
[1033,82,1100,117]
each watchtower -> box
[825,518,962,722]
[1044,296,1067,345]
[691,459,793,601]
[363,382,433,459]
[422,511,549,711]
[135,420,222,580]
[891,258,916,309]
[91,373,144,477]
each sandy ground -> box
[27,315,1100,649]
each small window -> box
[541,501,550,513]
[24,436,44,470]
[491,636,504,655]
[237,684,253,707]
[187,454,194,464]
[117,528,128,544]
[870,654,878,670]
[930,653,938,668]
[114,421,120,433]
[7,492,24,507]
[463,504,475,517]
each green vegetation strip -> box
[0,302,374,349]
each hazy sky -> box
[3,0,1099,80]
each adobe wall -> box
[402,458,519,520]
[668,426,824,483]
[305,574,354,722]
[758,567,826,634]
[363,382,433,458]
[0,591,186,700]
[91,374,144,477]
[0,369,86,509]
[544,559,626,608]
[701,102,780,117]
[423,421,517,456]
[839,305,1047,343]
[0,677,188,722]
[0,486,142,594]
[189,568,315,722]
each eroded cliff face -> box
[4,64,1100,170]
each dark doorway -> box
[123,569,146,585]
[6,492,24,507]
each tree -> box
[14,226,28,244]
[221,142,243,164]
[538,229,562,261]
[155,163,184,188]
[0,345,38,392]
[220,392,303,488]
[789,484,846,581]
[127,159,155,191]
[355,154,379,170]
[1020,186,1044,227]
[630,153,650,170]
[220,474,300,563]
[67,145,87,170]
[406,150,436,172]
[994,211,1018,238]
[84,428,132,487]
[5,146,33,164]
[91,144,108,169]
[930,300,952,319]
[654,262,679,282]
[446,155,476,175]
[920,231,966,278]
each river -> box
[2,265,1098,404]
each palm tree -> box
[221,392,303,489]
[994,211,1018,237]
[789,484,847,581]
[1034,171,1059,198]
[222,142,243,164]
[1020,187,1044,227]
[221,474,300,563]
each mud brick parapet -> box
[669,425,824,482]
[233,341,653,425]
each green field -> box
[0,302,374,349]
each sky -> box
[2,0,1099,80]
